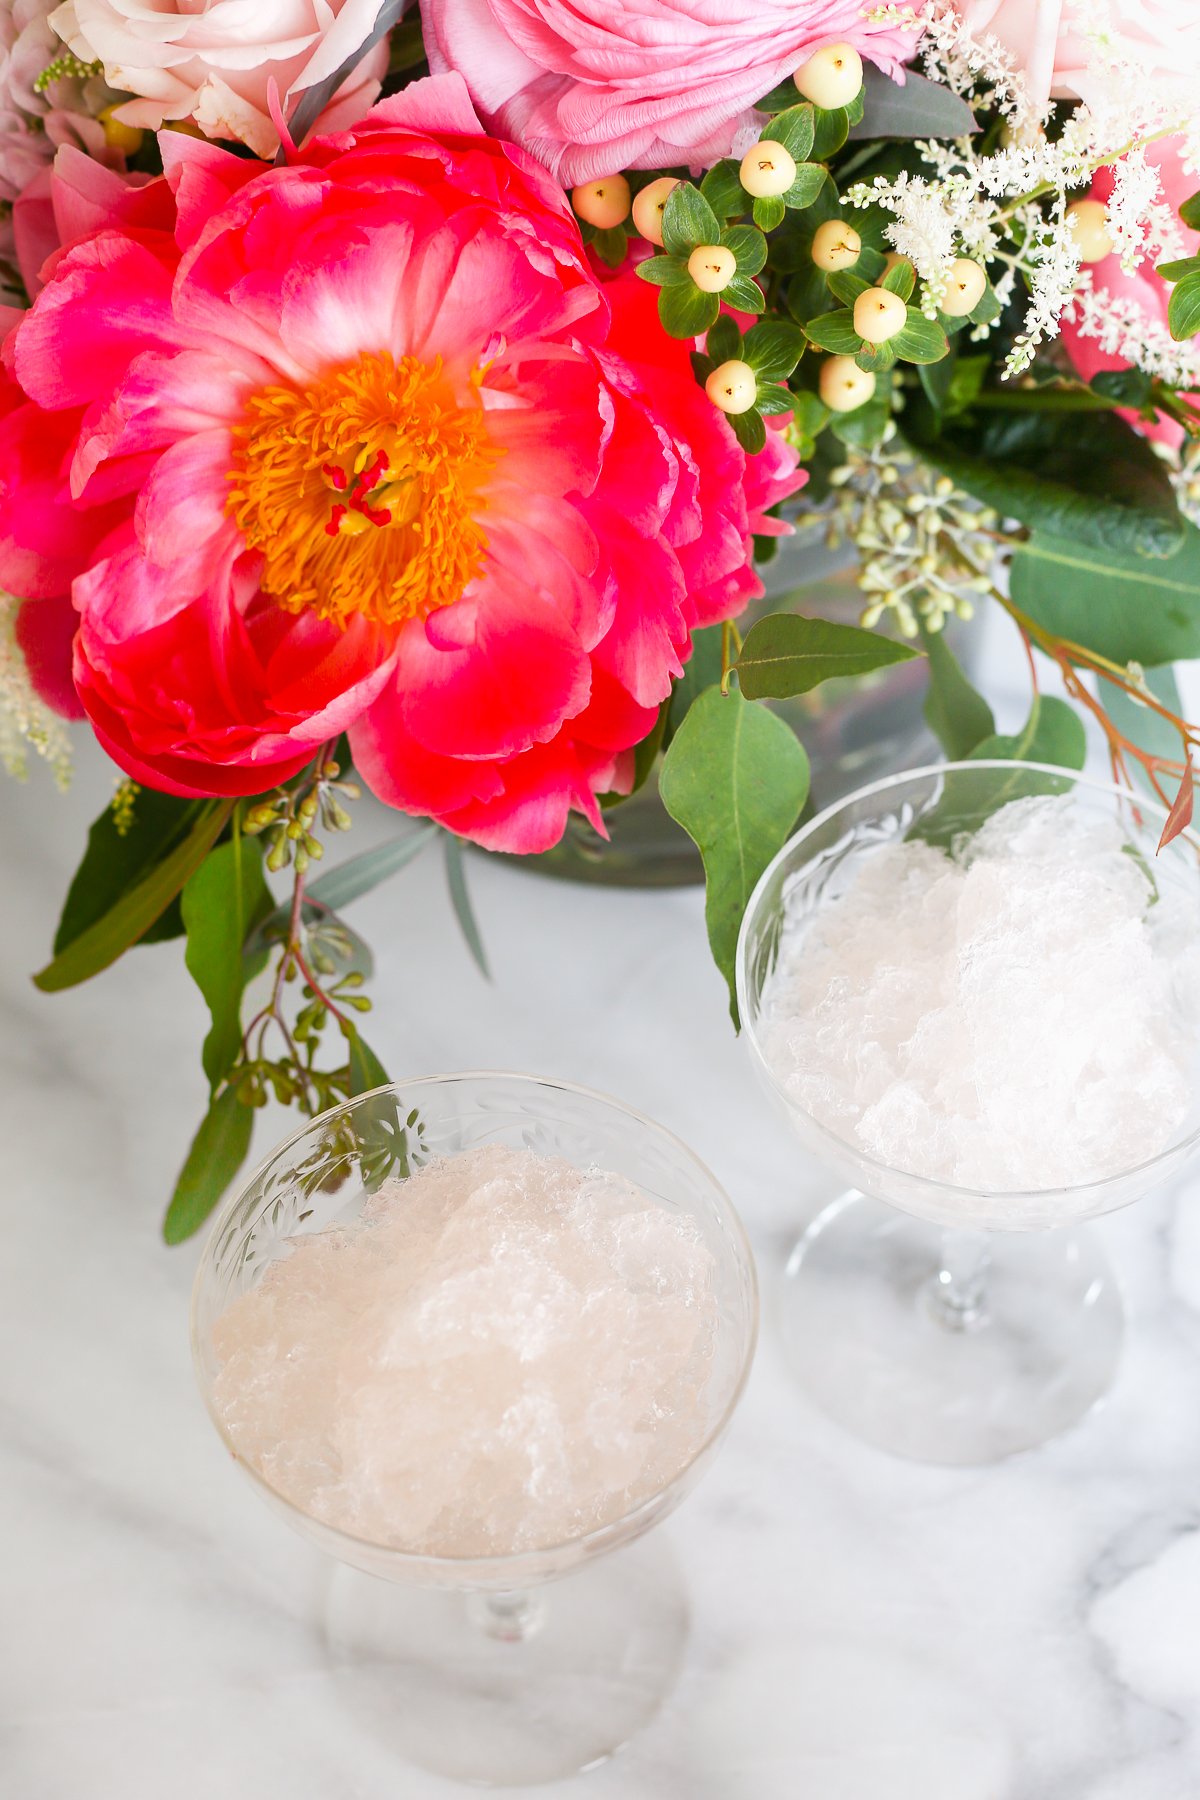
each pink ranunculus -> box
[1061,137,1200,447]
[0,76,801,852]
[49,0,392,158]
[0,0,122,298]
[946,0,1200,119]
[423,0,922,186]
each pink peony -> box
[0,0,121,298]
[1061,137,1199,447]
[423,0,921,186]
[946,0,1200,118]
[50,0,392,158]
[0,76,802,852]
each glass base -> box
[779,1193,1125,1465]
[322,1534,688,1787]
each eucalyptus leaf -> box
[847,66,977,140]
[162,1085,254,1246]
[36,801,233,993]
[182,835,272,1092]
[1010,525,1200,662]
[305,825,438,912]
[444,835,491,980]
[283,0,407,147]
[660,687,810,1024]
[913,697,1086,850]
[922,627,995,758]
[1100,665,1185,797]
[737,614,921,699]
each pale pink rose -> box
[947,0,1200,118]
[423,0,922,185]
[1061,137,1200,447]
[50,0,392,158]
[0,0,120,296]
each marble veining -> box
[4,617,1200,1799]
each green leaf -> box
[742,320,806,380]
[662,182,721,256]
[847,66,977,140]
[306,824,438,912]
[973,694,1087,769]
[591,224,629,269]
[347,1027,391,1096]
[666,624,726,741]
[737,613,921,699]
[1158,256,1200,282]
[660,686,810,1023]
[756,386,796,416]
[785,261,832,326]
[917,350,956,419]
[722,224,767,276]
[811,105,850,161]
[782,165,827,210]
[723,275,766,313]
[921,627,995,758]
[881,259,916,301]
[854,338,898,374]
[913,697,1086,851]
[917,411,1186,559]
[892,313,949,364]
[762,103,815,162]
[968,281,1001,326]
[827,270,871,307]
[752,195,787,232]
[804,308,862,354]
[635,254,691,287]
[730,407,767,453]
[443,835,491,979]
[1100,664,1184,797]
[182,834,272,1092]
[1180,190,1200,230]
[828,384,890,449]
[659,282,720,338]
[705,313,741,363]
[36,800,233,993]
[627,701,670,795]
[700,160,747,219]
[53,788,205,956]
[1010,525,1200,663]
[1168,272,1200,341]
[756,78,800,114]
[162,1084,254,1245]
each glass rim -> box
[190,1068,759,1576]
[735,758,1200,1206]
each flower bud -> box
[818,355,876,412]
[940,257,987,317]
[632,176,679,246]
[705,359,758,414]
[853,286,907,344]
[793,43,863,110]
[571,175,631,231]
[811,219,862,271]
[687,244,737,292]
[1066,199,1113,263]
[739,140,797,199]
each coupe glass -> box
[736,761,1200,1466]
[192,1072,757,1786]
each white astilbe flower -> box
[0,595,71,787]
[1067,274,1200,389]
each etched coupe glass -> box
[737,761,1200,1466]
[192,1072,757,1786]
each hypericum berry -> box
[632,176,680,245]
[853,286,907,344]
[811,219,862,272]
[739,140,797,199]
[98,105,143,156]
[705,359,758,414]
[571,175,632,230]
[940,257,987,317]
[1066,198,1113,264]
[818,355,877,412]
[793,43,863,110]
[883,251,910,275]
[687,244,737,293]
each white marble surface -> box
[5,619,1200,1799]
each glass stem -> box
[467,1588,546,1644]
[926,1227,991,1332]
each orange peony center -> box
[227,353,500,628]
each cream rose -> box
[50,0,392,157]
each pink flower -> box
[423,0,921,185]
[0,76,800,853]
[946,0,1200,117]
[1061,137,1200,447]
[0,0,121,298]
[50,0,392,158]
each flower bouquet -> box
[4,0,1199,1238]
